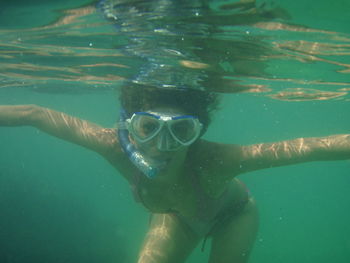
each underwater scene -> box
[0,0,350,262]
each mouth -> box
[135,139,185,162]
[146,150,176,161]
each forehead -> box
[145,106,187,116]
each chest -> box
[133,171,230,219]
[134,178,190,213]
[134,174,200,216]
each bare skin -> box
[1,104,349,263]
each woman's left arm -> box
[238,134,350,174]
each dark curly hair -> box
[119,84,220,135]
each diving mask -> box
[125,111,203,151]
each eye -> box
[171,120,196,142]
[141,121,158,135]
[134,116,160,139]
[130,114,161,141]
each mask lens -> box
[170,119,198,144]
[156,129,182,151]
[131,114,161,141]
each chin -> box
[136,142,188,160]
[149,147,187,161]
[149,150,176,160]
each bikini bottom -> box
[172,181,251,251]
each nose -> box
[156,127,179,151]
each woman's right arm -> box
[0,105,36,126]
[0,105,121,158]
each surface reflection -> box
[0,0,349,101]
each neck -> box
[152,147,189,184]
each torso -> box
[117,139,247,218]
[134,170,249,219]
[103,134,246,218]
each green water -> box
[1,1,350,263]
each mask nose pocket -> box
[156,127,180,151]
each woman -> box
[0,85,349,263]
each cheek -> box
[134,138,157,153]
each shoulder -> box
[73,124,122,162]
[189,139,243,175]
[95,127,123,157]
[94,127,135,175]
[187,139,244,196]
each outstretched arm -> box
[0,105,120,157]
[239,134,350,174]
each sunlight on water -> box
[0,0,349,101]
[0,3,128,92]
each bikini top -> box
[130,170,231,222]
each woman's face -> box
[128,106,202,160]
